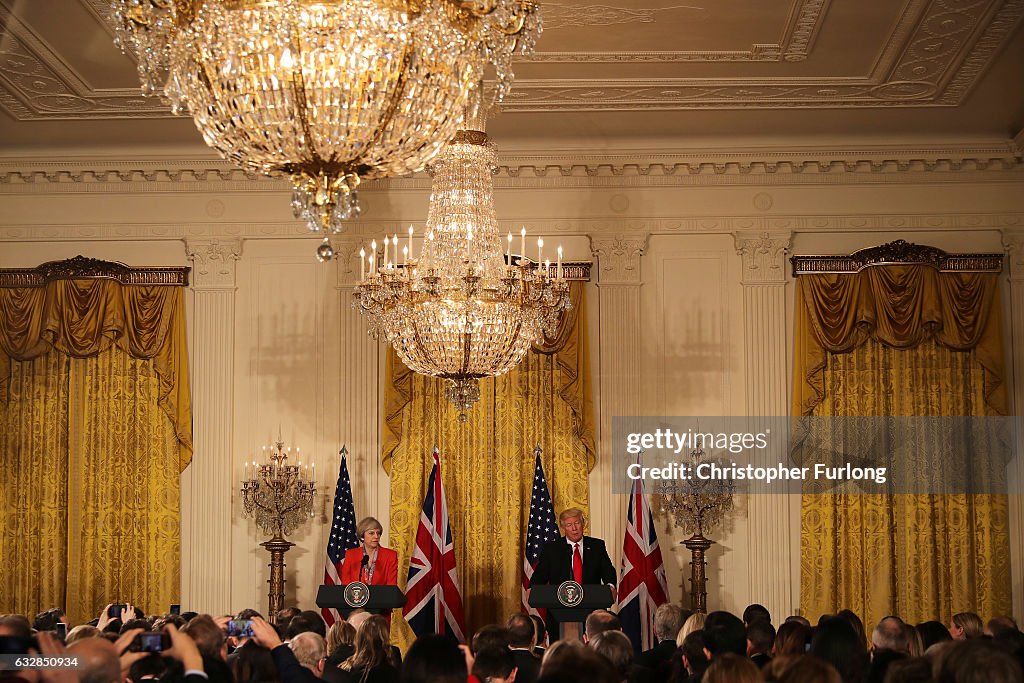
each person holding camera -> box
[339,518,397,587]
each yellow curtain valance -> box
[794,266,1006,417]
[0,279,192,470]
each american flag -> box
[321,446,360,627]
[618,453,669,651]
[522,447,560,615]
[403,447,466,642]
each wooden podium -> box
[528,584,613,641]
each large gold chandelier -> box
[110,0,541,252]
[352,126,570,418]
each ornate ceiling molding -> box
[0,3,166,120]
[2,213,1022,243]
[1,142,1021,191]
[1,0,1019,119]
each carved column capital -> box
[185,238,242,289]
[734,231,791,284]
[590,234,649,285]
[1002,228,1024,281]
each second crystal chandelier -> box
[352,126,570,419]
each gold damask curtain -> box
[383,283,594,648]
[794,266,1010,628]
[0,276,190,623]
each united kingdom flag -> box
[522,447,560,616]
[618,453,669,652]
[403,447,466,642]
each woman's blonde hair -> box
[356,517,383,541]
[677,611,706,647]
[341,615,395,682]
[326,620,356,656]
[952,612,984,639]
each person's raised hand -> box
[98,604,114,631]
[249,617,282,650]
[213,615,231,631]
[120,604,138,623]
[163,624,204,673]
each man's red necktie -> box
[572,542,583,583]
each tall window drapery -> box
[0,258,191,623]
[383,282,594,648]
[793,256,1010,628]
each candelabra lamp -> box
[241,439,316,622]
[656,447,734,613]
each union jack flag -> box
[403,447,466,642]
[321,447,360,627]
[522,447,560,616]
[618,453,669,651]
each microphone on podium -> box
[360,553,369,582]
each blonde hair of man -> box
[559,508,585,526]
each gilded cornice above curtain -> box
[790,241,1006,417]
[0,256,193,470]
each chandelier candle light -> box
[110,0,542,256]
[352,127,570,419]
[241,437,316,621]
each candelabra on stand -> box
[241,438,316,623]
[655,447,734,613]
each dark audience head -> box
[747,619,776,656]
[872,616,909,654]
[507,613,537,648]
[121,619,152,635]
[181,614,228,661]
[680,630,709,678]
[537,644,618,683]
[584,610,621,641]
[473,646,518,683]
[915,621,952,650]
[702,611,747,657]
[298,610,327,639]
[587,630,633,680]
[402,634,468,683]
[837,610,867,649]
[867,648,906,683]
[653,603,685,643]
[883,657,932,683]
[784,615,812,628]
[276,607,301,621]
[937,640,1023,683]
[530,614,547,648]
[743,604,772,626]
[236,608,264,621]
[809,616,869,683]
[987,616,1019,638]
[230,640,281,683]
[773,621,811,656]
[0,614,33,638]
[471,624,510,654]
[32,609,65,633]
[285,616,314,640]
[703,652,762,683]
[775,655,842,683]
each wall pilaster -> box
[181,238,242,614]
[1001,229,1024,620]
[590,234,649,574]
[734,231,795,620]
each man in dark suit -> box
[635,603,685,683]
[528,507,617,641]
[506,613,541,683]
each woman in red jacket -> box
[341,516,399,586]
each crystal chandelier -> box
[352,127,570,419]
[110,0,542,252]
